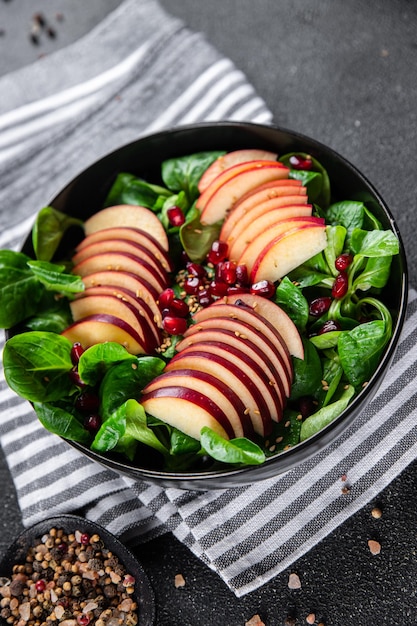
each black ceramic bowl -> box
[18,122,408,490]
[0,515,155,625]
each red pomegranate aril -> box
[332,272,349,299]
[298,396,315,419]
[218,260,237,284]
[158,287,175,309]
[207,240,228,265]
[309,296,332,317]
[35,580,46,592]
[209,279,229,297]
[198,288,213,307]
[75,391,100,413]
[80,533,90,546]
[289,153,313,170]
[167,205,185,227]
[235,264,249,286]
[186,262,206,278]
[83,414,102,434]
[318,319,341,334]
[70,342,85,365]
[227,285,249,295]
[335,253,353,271]
[184,276,202,295]
[69,367,87,388]
[168,298,189,318]
[57,542,68,552]
[163,315,187,335]
[77,615,90,626]
[250,279,276,299]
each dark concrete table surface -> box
[1,1,417,624]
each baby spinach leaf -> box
[32,206,83,262]
[267,410,302,454]
[323,225,347,277]
[274,277,309,331]
[300,384,355,441]
[104,173,171,210]
[33,402,90,443]
[326,200,365,240]
[78,342,135,386]
[3,332,74,402]
[170,429,201,456]
[353,255,393,292]
[200,427,265,465]
[338,320,388,387]
[316,358,344,407]
[290,338,323,400]
[350,228,399,257]
[180,208,221,263]
[162,151,225,203]
[25,292,73,333]
[0,250,46,328]
[27,260,85,295]
[288,265,333,289]
[310,330,342,350]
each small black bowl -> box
[0,515,155,625]
[18,122,408,490]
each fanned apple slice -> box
[141,386,233,441]
[143,368,252,438]
[198,161,289,224]
[220,179,306,240]
[81,270,162,327]
[75,227,174,272]
[62,314,148,355]
[227,203,313,261]
[72,239,169,283]
[72,251,168,293]
[83,205,169,250]
[217,294,304,360]
[250,224,328,283]
[197,149,278,193]
[166,350,272,436]
[237,216,325,272]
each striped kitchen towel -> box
[1,0,416,598]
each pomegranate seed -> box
[168,298,189,318]
[123,574,136,587]
[158,287,175,309]
[335,253,353,271]
[163,316,187,335]
[332,272,349,299]
[186,262,206,278]
[70,342,85,365]
[167,205,185,227]
[217,260,237,284]
[298,396,315,419]
[318,319,341,334]
[235,264,249,286]
[83,414,102,434]
[209,279,228,297]
[80,533,90,545]
[77,615,90,626]
[227,285,249,295]
[250,280,276,299]
[57,542,68,552]
[207,240,228,265]
[198,288,213,307]
[35,580,46,592]
[69,368,87,388]
[289,154,313,170]
[309,296,332,317]
[184,276,202,295]
[75,391,100,413]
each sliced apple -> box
[83,205,169,251]
[166,349,272,437]
[227,203,313,261]
[74,286,162,347]
[220,179,306,240]
[62,314,148,355]
[216,293,304,360]
[72,251,168,293]
[238,216,325,272]
[250,224,328,283]
[72,239,169,284]
[197,162,289,224]
[80,270,162,327]
[143,368,252,438]
[141,386,233,441]
[75,227,174,272]
[197,149,278,193]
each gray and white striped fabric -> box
[0,0,416,597]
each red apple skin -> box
[75,227,174,272]
[176,331,287,412]
[72,238,169,283]
[72,251,168,293]
[143,368,253,438]
[197,149,278,193]
[182,317,292,398]
[172,340,284,421]
[74,286,162,347]
[215,294,304,360]
[61,313,148,355]
[141,386,234,440]
[166,349,273,437]
[83,204,169,250]
[80,270,162,327]
[249,223,328,284]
